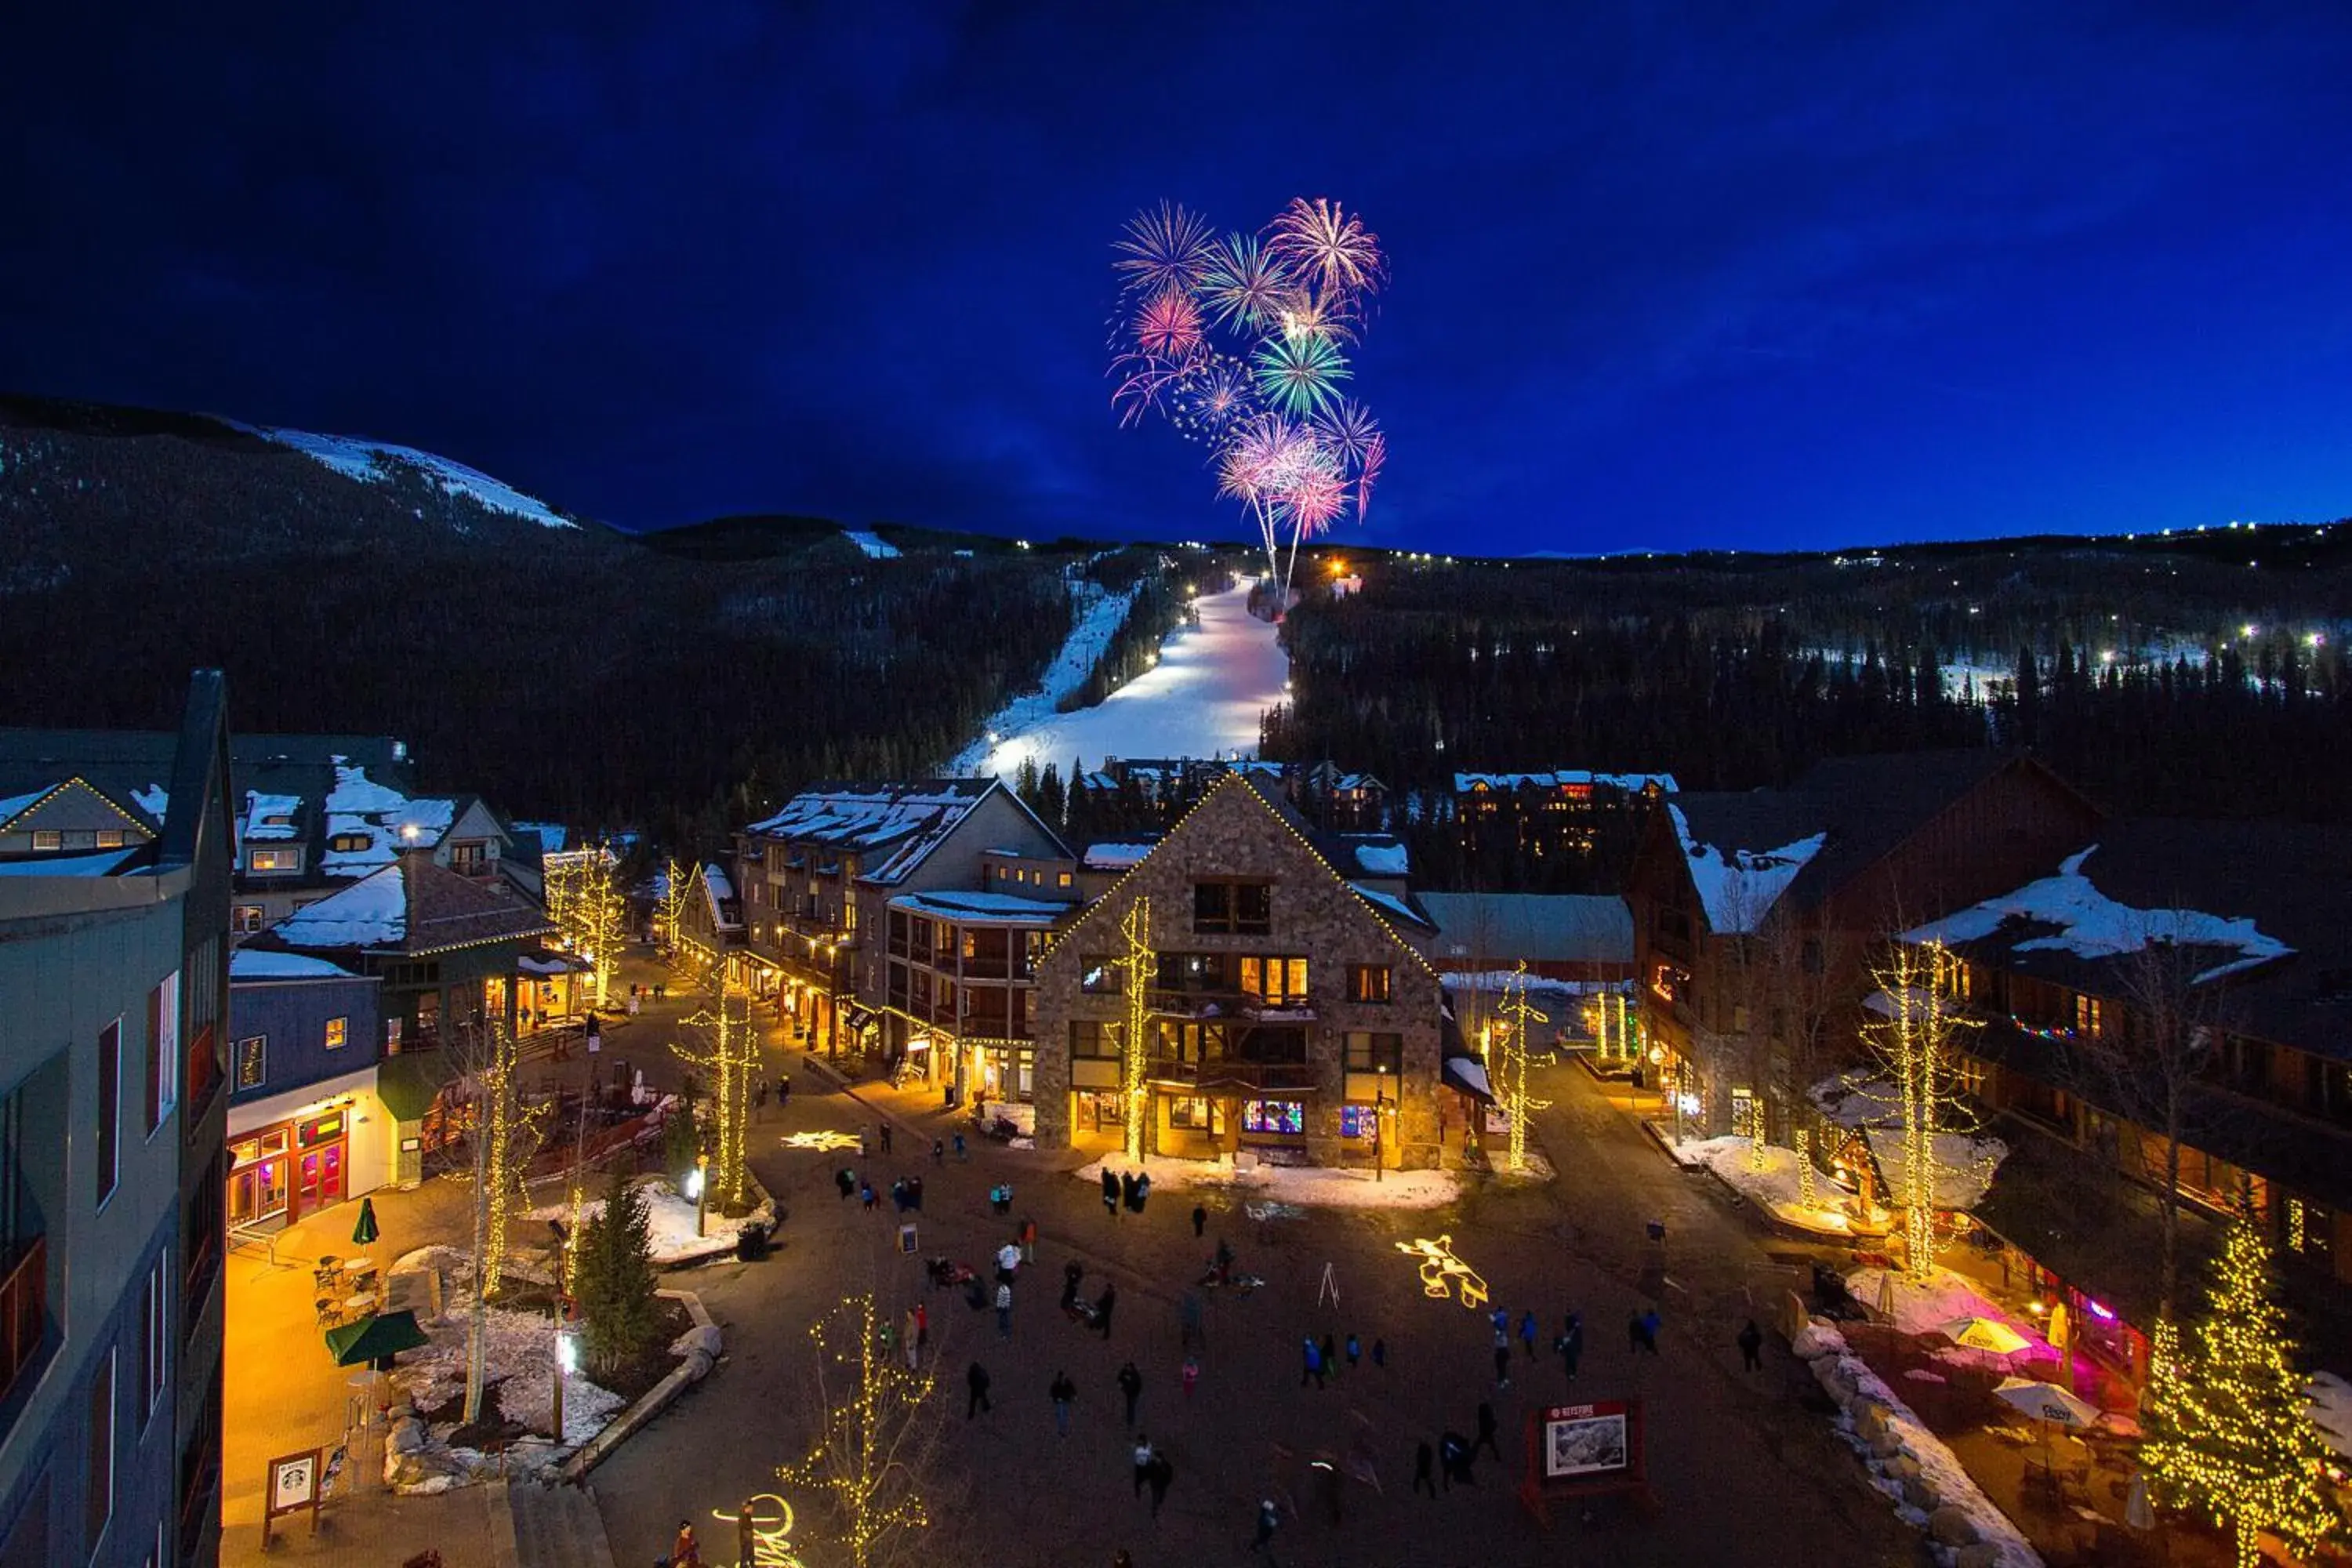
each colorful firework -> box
[1252,330,1352,416]
[1132,285,1205,364]
[1283,463,1350,539]
[1113,201,1218,299]
[1311,398,1381,466]
[1266,197,1387,309]
[1171,355,1257,441]
[1353,430,1385,518]
[1201,233,1295,336]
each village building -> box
[1623,751,2100,1144]
[1032,773,1450,1168]
[1454,768,1679,865]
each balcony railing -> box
[0,1238,46,1405]
[1145,988,1317,1022]
[1146,1056,1319,1092]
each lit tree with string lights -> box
[453,1016,548,1421]
[654,855,689,951]
[1492,962,1554,1174]
[573,846,626,1008]
[1860,939,1984,1283]
[2142,1197,2341,1568]
[779,1292,950,1568]
[1109,897,1154,1162]
[672,984,759,1208]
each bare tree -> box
[671,982,759,1209]
[445,1016,549,1422]
[2067,920,2238,1317]
[1860,938,1985,1283]
[779,1291,960,1568]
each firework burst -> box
[1113,201,1218,299]
[1202,233,1295,336]
[1132,286,1205,364]
[1311,399,1380,466]
[1171,355,1257,442]
[1252,330,1352,417]
[1353,430,1385,518]
[1266,197,1386,310]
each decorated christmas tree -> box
[2140,1199,2339,1568]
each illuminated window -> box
[1348,965,1392,1004]
[330,833,371,852]
[1242,1099,1305,1135]
[1240,956,1308,1006]
[234,1035,267,1091]
[1340,1105,1374,1138]
[1058,872,1073,888]
[30,829,61,852]
[2074,993,2103,1036]
[1080,956,1121,994]
[324,1017,347,1051]
[249,847,301,873]
[1167,1095,1214,1130]
[96,829,125,849]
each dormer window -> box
[330,833,371,853]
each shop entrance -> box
[228,1128,292,1226]
[296,1143,344,1216]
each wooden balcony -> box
[1145,988,1318,1023]
[1145,1056,1320,1093]
[0,1237,47,1405]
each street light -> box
[691,1151,711,1238]
[552,1325,576,1442]
[1374,1064,1389,1184]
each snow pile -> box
[1082,842,1156,871]
[1352,842,1409,876]
[959,583,1288,782]
[235,423,576,528]
[532,1177,776,1268]
[272,864,408,949]
[229,948,354,979]
[1904,847,2294,984]
[1439,970,1613,997]
[842,529,902,558]
[1843,1266,2051,1356]
[952,579,1146,776]
[1668,805,1827,934]
[129,783,169,819]
[1073,1153,1460,1210]
[241,791,303,841]
[1864,1128,2009,1211]
[1791,1315,2045,1568]
[1679,1136,1871,1236]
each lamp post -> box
[693,1150,711,1238]
[1374,1064,1389,1183]
[552,1324,575,1442]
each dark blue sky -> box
[4,3,2348,554]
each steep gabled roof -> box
[1421,893,1633,965]
[749,778,1069,886]
[256,856,556,957]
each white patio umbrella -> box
[1940,1316,2032,1355]
[2125,1471,2155,1531]
[1994,1374,2100,1426]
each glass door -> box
[294,1142,344,1219]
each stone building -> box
[1033,773,1446,1169]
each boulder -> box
[1901,1477,1939,1512]
[670,1323,724,1360]
[1884,1453,1922,1482]
[1927,1505,1980,1547]
[1954,1543,2000,1568]
[388,1416,428,1454]
[1791,1323,1849,1362]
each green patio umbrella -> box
[324,1309,430,1368]
[350,1196,380,1249]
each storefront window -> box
[1340,1105,1374,1139]
[1243,1099,1304,1135]
[1167,1095,1214,1130]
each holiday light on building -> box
[2141,1200,2343,1567]
[480,1018,546,1298]
[1795,1127,1817,1207]
[779,1292,936,1568]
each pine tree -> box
[2141,1200,2341,1568]
[575,1167,662,1375]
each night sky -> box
[4,3,2348,555]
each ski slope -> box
[962,583,1289,781]
[230,422,575,528]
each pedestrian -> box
[880,1122,894,1154]
[860,1180,877,1211]
[1439,1431,1474,1489]
[1413,1439,1438,1497]
[1146,1455,1173,1519]
[836,1168,855,1202]
[932,1137,945,1165]
[1371,1337,1386,1370]
[1475,1400,1501,1459]
[1493,1341,1511,1388]
[1179,1291,1204,1351]
[1192,1203,1207,1238]
[1345,1332,1360,1371]
[1490,1305,1508,1344]
[902,1308,921,1370]
[860,1126,872,1158]
[1131,1433,1156,1497]
[1051,1370,1076,1437]
[1120,1171,1136,1211]
[1020,1216,1037,1264]
[1320,1333,1338,1379]
[953,1131,967,1161]
[915,1301,929,1356]
[1181,1355,1200,1397]
[1117,1360,1144,1428]
[1001,1181,1016,1216]
[737,1497,759,1567]
[1062,1259,1084,1313]
[1639,1307,1662,1355]
[1095,1281,1117,1338]
[966,1360,993,1419]
[1112,1552,1134,1568]
[996,1240,1022,1284]
[1250,1497,1279,1554]
[671,1519,702,1567]
[1102,1168,1120,1218]
[1301,1337,1326,1389]
[996,1280,1013,1338]
[1555,1312,1584,1382]
[1737,1318,1764,1372]
[779,1074,790,1105]
[1519,1308,1537,1359]
[1134,1172,1151,1212]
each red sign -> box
[1520,1398,1650,1528]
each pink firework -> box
[1132,286,1205,363]
[1265,197,1387,310]
[1284,463,1349,538]
[1114,201,1218,299]
[1354,431,1385,518]
[1109,354,1180,429]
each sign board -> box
[263,1447,325,1543]
[898,1223,918,1255]
[1519,1399,1650,1528]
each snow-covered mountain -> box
[225,421,576,529]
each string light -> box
[1863,939,1982,1283]
[1493,962,1552,1174]
[1395,1234,1489,1309]
[2141,1201,2343,1568]
[1113,895,1154,1162]
[779,1293,935,1568]
[673,986,758,1207]
[481,1019,547,1298]
[1795,1127,1817,1208]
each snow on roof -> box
[700,863,742,932]
[230,948,355,980]
[234,423,576,529]
[890,889,1076,924]
[1349,882,1430,929]
[1902,845,2296,985]
[1083,842,1156,871]
[510,821,566,855]
[130,783,168,820]
[2307,1372,2352,1464]
[241,790,304,841]
[1351,841,1408,876]
[703,863,735,902]
[272,865,408,949]
[1668,804,1826,935]
[325,760,411,815]
[0,848,137,877]
[318,764,459,876]
[748,782,994,885]
[844,529,901,558]
[1455,770,1679,794]
[0,786,55,826]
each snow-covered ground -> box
[1675,1135,1878,1236]
[952,580,1145,774]
[1073,1153,1460,1210]
[960,583,1289,782]
[843,529,901,558]
[1843,1265,2054,1353]
[229,422,575,528]
[529,1177,776,1268]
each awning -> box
[375,1054,452,1123]
[841,1004,876,1033]
[324,1309,431,1367]
[1443,1054,1495,1105]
